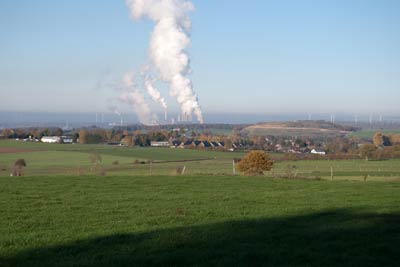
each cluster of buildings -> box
[19,134,327,155]
[273,143,326,155]
[151,140,326,154]
[151,140,235,151]
[265,137,327,155]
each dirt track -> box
[0,148,39,154]
[246,125,347,133]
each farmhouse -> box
[203,141,212,148]
[210,141,219,148]
[171,140,182,148]
[41,136,62,143]
[183,141,196,148]
[151,141,170,147]
[62,136,73,144]
[195,141,212,149]
[107,142,122,146]
[311,148,326,155]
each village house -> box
[171,140,182,148]
[181,140,195,149]
[62,136,74,144]
[41,136,62,143]
[150,141,170,147]
[311,148,326,155]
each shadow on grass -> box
[2,209,399,267]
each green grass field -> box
[1,140,400,266]
[0,140,244,160]
[350,129,400,139]
[1,140,400,180]
[0,140,247,177]
[272,158,400,181]
[1,176,399,266]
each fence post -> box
[182,166,186,175]
[232,160,236,176]
[331,166,334,181]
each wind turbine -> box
[369,114,373,127]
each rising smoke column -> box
[119,90,158,125]
[126,0,204,123]
[123,71,136,88]
[123,70,167,122]
[144,75,168,110]
[120,71,158,125]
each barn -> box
[41,136,62,143]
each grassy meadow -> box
[1,140,400,266]
[1,140,400,180]
[1,175,399,266]
[0,140,246,177]
[350,129,400,139]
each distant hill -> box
[242,120,359,137]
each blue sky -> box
[1,0,399,118]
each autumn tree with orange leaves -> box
[236,150,274,176]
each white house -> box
[311,149,326,155]
[62,136,73,144]
[41,136,62,143]
[151,141,170,147]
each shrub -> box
[96,166,107,176]
[285,164,298,179]
[1,165,7,171]
[15,159,26,167]
[89,153,102,165]
[236,150,273,176]
[12,159,27,176]
[176,166,186,175]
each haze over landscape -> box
[1,0,399,125]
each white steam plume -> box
[119,90,157,125]
[123,71,136,88]
[126,0,204,123]
[138,65,168,110]
[120,70,158,125]
[144,77,167,110]
[124,69,167,119]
